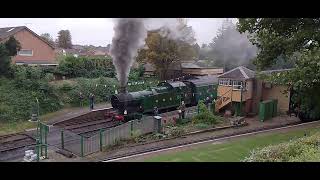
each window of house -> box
[219,79,233,86]
[233,80,243,90]
[18,49,33,56]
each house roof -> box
[181,60,221,69]
[260,68,293,75]
[0,26,55,49]
[217,66,255,80]
[15,60,58,65]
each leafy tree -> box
[136,31,180,80]
[238,18,320,120]
[193,43,201,59]
[57,30,72,49]
[136,19,198,79]
[0,37,21,77]
[237,18,320,70]
[0,44,10,77]
[40,33,55,45]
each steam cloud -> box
[110,18,191,87]
[110,18,147,87]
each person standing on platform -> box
[89,93,95,110]
[79,92,84,107]
[179,101,186,119]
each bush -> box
[243,133,320,162]
[195,123,210,129]
[0,77,62,122]
[44,73,54,81]
[192,101,220,125]
[131,129,142,143]
[166,126,185,137]
[57,56,115,78]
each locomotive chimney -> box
[119,86,127,94]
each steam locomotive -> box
[110,76,218,121]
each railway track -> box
[53,107,120,137]
[0,133,35,153]
[101,120,320,162]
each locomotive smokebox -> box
[119,86,128,94]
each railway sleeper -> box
[0,141,36,153]
[0,135,30,144]
[64,119,113,130]
[73,122,120,135]
[56,116,106,127]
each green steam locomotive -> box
[111,76,218,120]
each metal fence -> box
[80,116,155,156]
[62,129,82,156]
[58,106,199,157]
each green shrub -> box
[131,129,142,143]
[44,73,54,81]
[0,77,62,122]
[166,126,185,137]
[57,56,115,78]
[60,82,74,92]
[195,123,210,129]
[192,101,220,125]
[243,133,320,162]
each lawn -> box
[144,126,320,162]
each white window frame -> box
[18,49,33,56]
[233,80,243,91]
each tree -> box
[193,43,201,59]
[238,18,320,120]
[57,30,72,49]
[136,19,198,79]
[206,19,257,71]
[40,33,54,45]
[0,37,21,77]
[237,18,320,70]
[5,36,21,56]
[137,31,180,80]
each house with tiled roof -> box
[143,60,224,78]
[0,26,57,66]
[215,66,292,115]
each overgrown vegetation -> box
[243,132,320,162]
[0,64,156,122]
[0,66,62,122]
[192,101,221,125]
[56,55,116,78]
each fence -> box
[59,106,199,157]
[61,129,82,156]
[60,116,155,157]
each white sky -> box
[0,18,238,46]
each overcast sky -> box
[0,18,238,46]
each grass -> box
[144,126,320,162]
